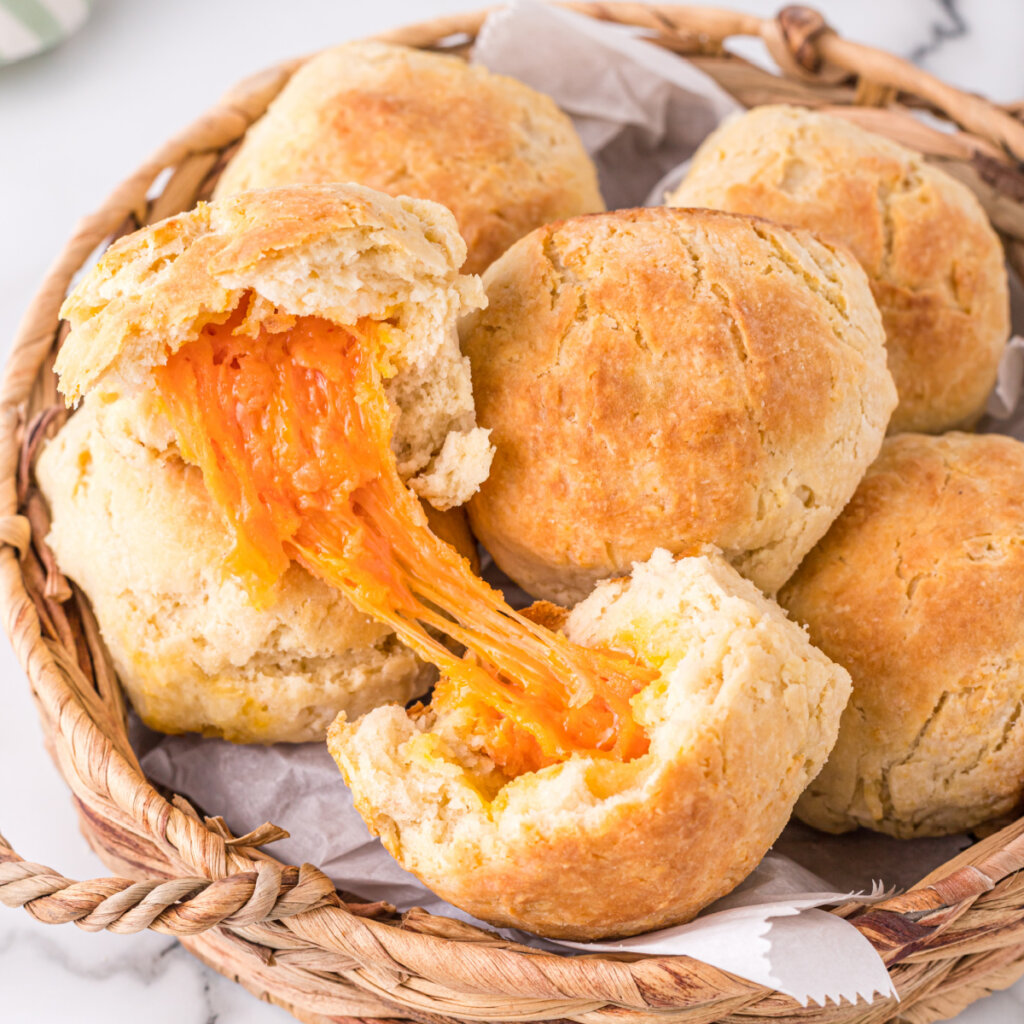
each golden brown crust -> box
[213,42,605,274]
[669,105,1009,434]
[462,206,895,604]
[519,600,570,633]
[330,549,851,939]
[780,433,1024,837]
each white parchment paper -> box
[137,0,1024,1009]
[474,0,742,210]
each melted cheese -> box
[153,303,652,776]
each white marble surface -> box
[3,1,1024,1021]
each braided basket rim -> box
[6,5,1024,1023]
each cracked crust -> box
[668,105,1009,434]
[329,548,851,939]
[213,42,604,274]
[780,433,1024,838]
[36,396,440,743]
[462,206,896,605]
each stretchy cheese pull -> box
[154,302,652,776]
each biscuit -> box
[329,548,851,939]
[669,105,1009,434]
[213,42,605,273]
[780,433,1024,837]
[45,184,492,741]
[462,206,896,605]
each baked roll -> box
[330,548,851,939]
[462,206,896,606]
[668,105,1010,434]
[44,183,492,743]
[780,433,1024,838]
[214,42,605,274]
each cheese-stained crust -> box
[462,206,896,605]
[669,105,1009,435]
[781,433,1024,838]
[329,549,851,940]
[213,42,605,274]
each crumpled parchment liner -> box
[138,0,1024,1009]
[140,721,896,1005]
[473,0,742,210]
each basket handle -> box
[0,831,340,935]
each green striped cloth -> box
[0,0,91,65]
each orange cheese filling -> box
[153,303,653,776]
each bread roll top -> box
[782,432,1024,837]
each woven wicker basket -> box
[5,4,1024,1022]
